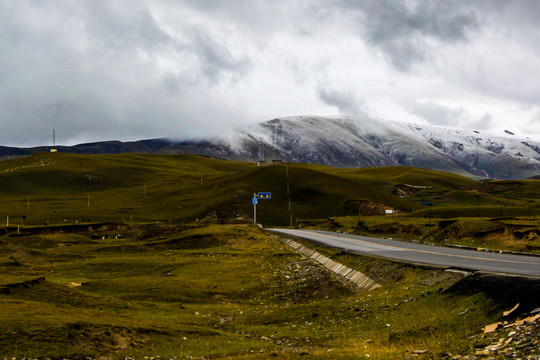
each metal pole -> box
[253,194,257,225]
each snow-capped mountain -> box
[1,116,539,179]
[236,116,540,179]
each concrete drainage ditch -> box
[282,238,381,291]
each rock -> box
[483,323,501,333]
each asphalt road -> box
[269,229,540,278]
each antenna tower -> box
[52,129,56,146]
[258,138,265,162]
[271,119,282,162]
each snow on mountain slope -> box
[387,120,540,178]
[391,120,540,164]
[2,115,536,180]
[239,116,394,167]
[236,116,540,179]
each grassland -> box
[0,152,539,358]
[1,152,539,229]
[3,221,537,359]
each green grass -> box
[1,152,539,254]
[0,152,538,357]
[0,152,253,224]
[0,222,516,359]
[1,152,539,228]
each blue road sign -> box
[252,198,258,205]
[258,192,271,199]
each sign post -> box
[252,195,258,224]
[253,192,271,225]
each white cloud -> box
[0,0,539,146]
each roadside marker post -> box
[252,195,258,224]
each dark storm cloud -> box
[411,102,499,132]
[335,0,478,71]
[0,0,539,146]
[0,2,168,145]
[0,1,252,146]
[82,1,174,51]
[191,29,251,83]
[317,86,361,116]
[410,102,465,127]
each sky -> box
[1,0,540,147]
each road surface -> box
[269,229,540,278]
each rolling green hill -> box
[0,152,539,227]
[0,152,539,358]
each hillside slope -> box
[2,152,539,226]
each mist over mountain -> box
[2,116,540,180]
[236,116,540,179]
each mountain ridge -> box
[2,116,540,180]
